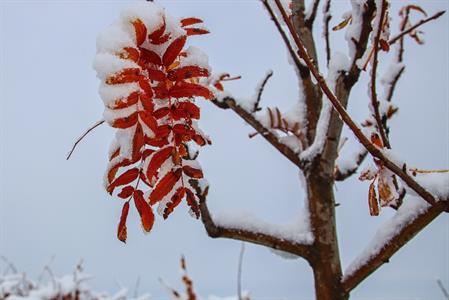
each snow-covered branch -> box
[193,182,313,261]
[342,199,447,292]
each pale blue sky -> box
[0,0,448,299]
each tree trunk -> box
[307,171,348,300]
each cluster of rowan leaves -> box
[97,7,213,242]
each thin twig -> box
[253,71,273,112]
[66,119,105,160]
[305,0,321,28]
[437,278,449,300]
[260,0,304,72]
[1,256,18,274]
[274,0,443,208]
[212,97,302,168]
[323,0,332,66]
[237,243,245,300]
[370,0,390,149]
[389,10,446,45]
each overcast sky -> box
[0,0,448,299]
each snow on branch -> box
[192,182,313,260]
[342,198,447,292]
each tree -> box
[86,0,448,299]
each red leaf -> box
[149,169,182,205]
[145,136,169,148]
[112,112,138,129]
[153,107,170,119]
[139,111,158,133]
[370,132,384,148]
[156,124,171,138]
[107,168,139,194]
[180,17,203,27]
[167,66,209,81]
[106,68,141,85]
[132,19,147,46]
[213,82,224,91]
[185,188,200,218]
[109,148,120,161]
[139,78,153,98]
[147,68,167,81]
[379,39,390,52]
[142,149,155,159]
[182,165,203,179]
[185,28,210,36]
[169,81,213,99]
[162,36,186,67]
[132,123,145,161]
[133,190,154,232]
[121,47,140,63]
[139,93,154,111]
[118,186,135,199]
[153,85,169,99]
[140,48,162,66]
[117,201,130,243]
[163,187,186,219]
[109,91,139,110]
[193,134,209,146]
[151,33,171,45]
[173,102,200,120]
[148,18,166,43]
[146,146,174,183]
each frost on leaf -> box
[93,2,212,242]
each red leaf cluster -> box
[98,7,212,242]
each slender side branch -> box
[67,119,105,160]
[370,0,390,148]
[389,10,446,45]
[342,201,447,292]
[323,0,332,66]
[194,183,312,260]
[212,97,302,168]
[275,0,444,208]
[260,0,307,75]
[305,0,321,28]
[253,70,273,113]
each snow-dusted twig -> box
[260,0,303,72]
[66,119,105,160]
[305,0,321,28]
[237,243,245,300]
[389,10,446,45]
[274,0,445,208]
[252,70,273,113]
[323,0,332,66]
[370,0,390,149]
[193,182,312,260]
[1,256,18,274]
[212,97,302,167]
[437,278,449,300]
[342,200,447,292]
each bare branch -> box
[323,0,332,66]
[274,0,443,208]
[305,0,321,28]
[253,70,273,113]
[67,119,105,160]
[194,183,313,260]
[212,97,302,168]
[237,243,245,300]
[437,278,449,300]
[389,10,446,45]
[260,0,306,74]
[370,0,390,149]
[342,201,447,293]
